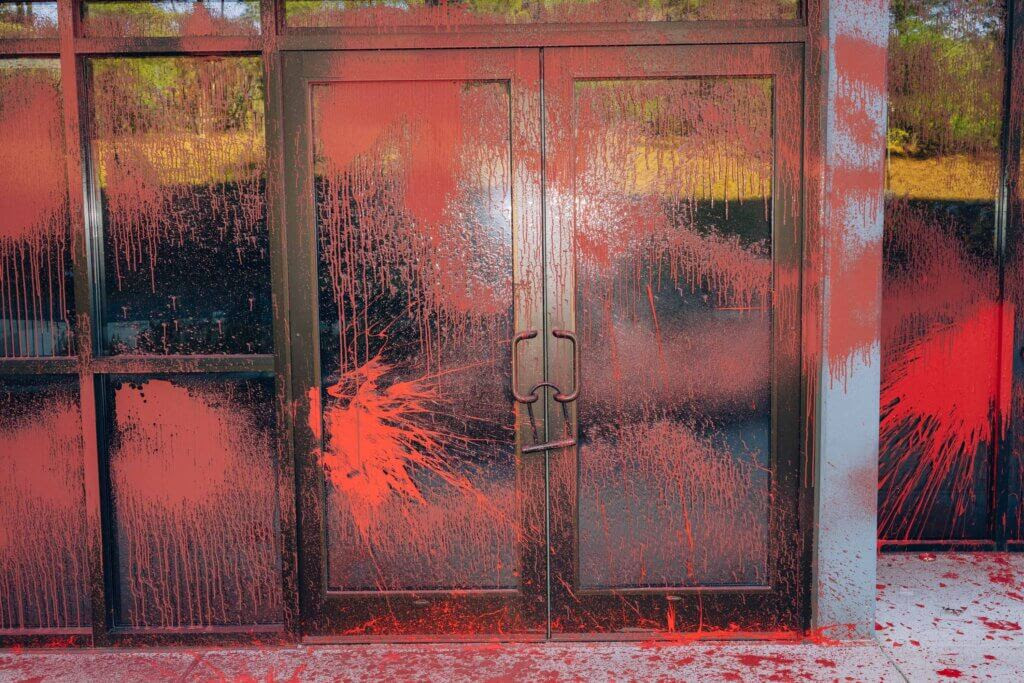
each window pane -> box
[1009,6,1024,544]
[879,0,1005,541]
[89,57,271,355]
[312,80,519,591]
[0,2,59,38]
[285,0,798,28]
[106,374,281,628]
[0,376,89,630]
[572,77,773,589]
[0,59,74,358]
[82,0,259,37]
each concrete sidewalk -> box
[1,553,1021,682]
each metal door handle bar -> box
[551,329,580,403]
[511,329,540,404]
[511,328,581,453]
[521,438,576,454]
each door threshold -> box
[301,631,805,645]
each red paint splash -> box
[879,301,1011,536]
[0,381,88,629]
[316,357,487,535]
[0,62,73,357]
[978,616,1021,631]
[110,378,281,628]
[879,199,1008,538]
[311,77,520,596]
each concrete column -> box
[812,0,888,638]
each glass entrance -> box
[543,45,805,634]
[284,45,805,639]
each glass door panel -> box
[286,45,807,639]
[284,49,546,637]
[543,45,805,635]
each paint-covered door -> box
[282,49,548,637]
[542,45,807,635]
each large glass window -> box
[81,0,260,37]
[879,0,1007,541]
[0,58,74,358]
[106,374,281,628]
[88,56,271,355]
[0,376,89,631]
[285,0,799,29]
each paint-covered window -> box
[1009,5,1024,544]
[0,1,58,38]
[88,56,272,355]
[879,0,1007,541]
[569,77,775,589]
[81,0,260,37]
[105,374,282,628]
[285,0,799,29]
[312,79,520,593]
[0,59,74,358]
[0,376,89,631]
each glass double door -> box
[283,45,805,639]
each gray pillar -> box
[812,0,888,639]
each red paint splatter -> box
[0,62,73,357]
[110,378,281,627]
[0,380,88,629]
[316,358,493,536]
[978,616,1021,631]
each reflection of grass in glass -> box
[93,130,265,188]
[90,57,265,187]
[629,144,770,203]
[886,154,997,202]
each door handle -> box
[512,328,580,454]
[551,329,580,403]
[512,329,540,404]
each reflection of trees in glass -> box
[83,0,260,37]
[90,57,271,355]
[285,0,798,26]
[888,0,1003,160]
[0,1,59,38]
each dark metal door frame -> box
[281,48,549,639]
[283,44,808,640]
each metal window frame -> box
[0,0,843,646]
